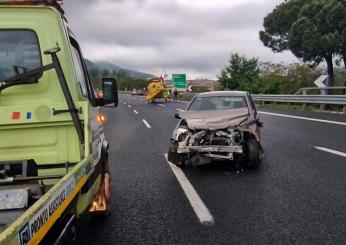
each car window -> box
[0,30,41,81]
[71,45,87,97]
[188,96,247,111]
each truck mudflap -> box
[89,172,111,213]
[89,150,111,214]
[0,156,94,245]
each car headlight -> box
[174,128,189,141]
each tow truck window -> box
[71,45,88,97]
[0,30,41,81]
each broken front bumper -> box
[189,145,242,154]
[176,142,243,154]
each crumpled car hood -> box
[179,108,249,130]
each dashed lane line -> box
[258,111,346,126]
[128,105,132,108]
[164,154,214,226]
[157,103,166,107]
[315,146,346,158]
[133,110,138,114]
[142,119,151,128]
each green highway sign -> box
[172,74,186,89]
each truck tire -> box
[246,137,260,169]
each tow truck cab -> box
[0,1,116,244]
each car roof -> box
[196,91,248,97]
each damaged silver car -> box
[168,91,264,168]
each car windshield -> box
[0,30,41,81]
[188,95,247,111]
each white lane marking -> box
[123,101,126,105]
[315,147,346,158]
[258,111,346,126]
[164,154,214,225]
[177,100,190,104]
[128,105,132,108]
[176,109,184,112]
[157,103,166,107]
[133,110,138,114]
[142,119,151,128]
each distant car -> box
[136,89,145,95]
[131,89,145,96]
[168,91,264,168]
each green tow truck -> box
[0,1,118,244]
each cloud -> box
[64,0,297,79]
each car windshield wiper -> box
[13,65,31,75]
[0,63,54,92]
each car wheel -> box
[168,145,186,168]
[175,159,186,168]
[246,137,260,169]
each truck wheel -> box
[245,137,260,169]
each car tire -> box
[175,159,186,168]
[246,137,260,169]
[168,145,186,168]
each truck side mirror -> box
[102,77,118,107]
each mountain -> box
[84,59,100,70]
[84,59,154,80]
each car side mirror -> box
[175,113,181,119]
[102,77,118,107]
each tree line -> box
[218,53,346,94]
[219,0,346,94]
[259,0,346,88]
[88,68,148,91]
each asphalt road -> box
[76,94,346,245]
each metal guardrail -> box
[252,94,346,113]
[295,86,346,95]
[251,94,346,105]
[261,86,346,113]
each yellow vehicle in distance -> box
[146,77,169,103]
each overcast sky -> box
[64,0,298,79]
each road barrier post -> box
[320,89,326,110]
[302,89,307,110]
